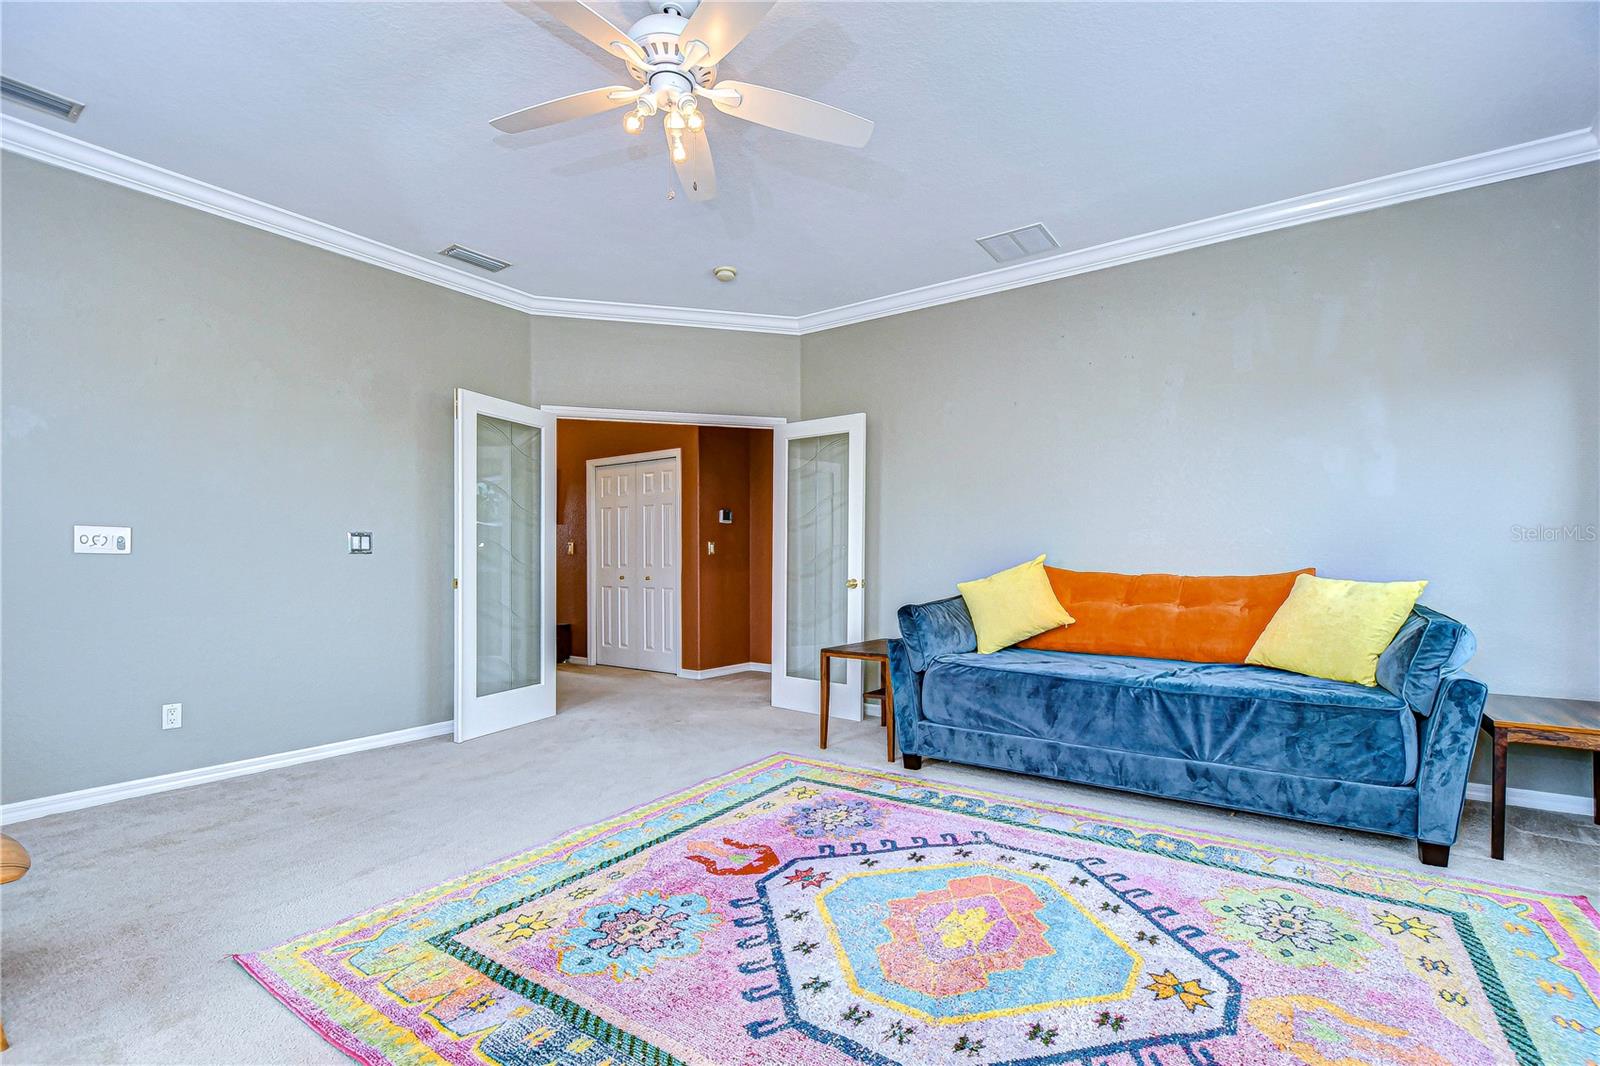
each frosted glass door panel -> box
[785,433,850,683]
[455,389,554,742]
[476,414,541,696]
[771,413,865,715]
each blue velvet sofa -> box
[888,597,1486,866]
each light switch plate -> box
[348,531,373,554]
[74,525,131,554]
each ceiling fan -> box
[492,0,875,201]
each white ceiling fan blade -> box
[705,81,873,148]
[672,128,717,202]
[490,85,639,133]
[679,1,776,67]
[512,1,647,64]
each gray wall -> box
[0,154,802,804]
[0,155,531,803]
[531,317,800,419]
[5,151,1595,804]
[801,164,1600,800]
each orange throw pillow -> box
[1018,568,1315,663]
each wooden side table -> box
[1,832,31,1052]
[1479,694,1599,860]
[819,639,895,763]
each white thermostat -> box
[74,525,131,554]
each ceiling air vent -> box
[976,223,1060,264]
[0,76,85,122]
[439,244,511,273]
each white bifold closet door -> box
[593,455,680,674]
[772,414,866,714]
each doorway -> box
[455,398,869,745]
[588,450,682,673]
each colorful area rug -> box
[238,755,1600,1065]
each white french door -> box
[772,414,866,713]
[454,389,557,742]
[590,452,681,674]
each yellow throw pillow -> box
[957,555,1075,654]
[1246,574,1427,686]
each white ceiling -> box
[3,2,1597,321]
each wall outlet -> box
[162,702,182,730]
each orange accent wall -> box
[556,419,772,672]
[747,429,773,665]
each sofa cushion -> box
[1018,568,1313,663]
[957,555,1075,654]
[920,649,1418,786]
[896,596,978,672]
[1375,606,1477,716]
[1245,575,1428,687]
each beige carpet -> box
[1,665,1594,1064]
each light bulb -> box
[664,109,686,132]
[671,139,688,164]
[623,111,643,135]
[686,110,704,132]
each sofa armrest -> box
[1414,672,1489,845]
[896,596,977,672]
[1377,606,1477,716]
[888,638,924,755]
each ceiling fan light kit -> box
[493,0,875,201]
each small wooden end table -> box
[819,639,895,763]
[1,832,31,1052]
[1479,694,1599,860]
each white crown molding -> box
[4,115,1595,336]
[795,126,1600,334]
[0,115,800,336]
[0,720,451,825]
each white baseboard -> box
[1464,782,1593,816]
[0,720,452,825]
[564,656,595,666]
[7,714,1581,825]
[677,662,773,680]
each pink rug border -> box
[234,952,383,1066]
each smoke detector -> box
[711,265,737,282]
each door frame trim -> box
[585,448,684,676]
[544,405,786,429]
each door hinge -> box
[453,578,459,589]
